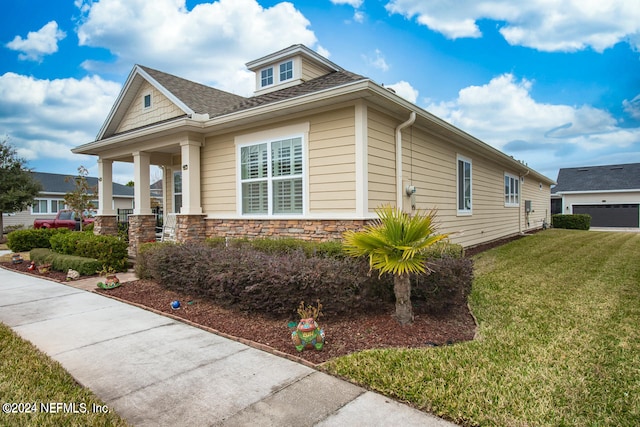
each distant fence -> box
[117,207,163,229]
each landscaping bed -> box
[1,258,476,365]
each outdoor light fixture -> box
[182,165,188,170]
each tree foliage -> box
[342,205,449,324]
[0,137,42,238]
[64,166,97,231]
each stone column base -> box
[93,215,118,236]
[128,215,157,256]
[176,215,206,243]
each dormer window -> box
[143,93,151,109]
[260,68,273,88]
[279,60,293,82]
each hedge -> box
[143,241,472,318]
[6,228,70,252]
[49,232,129,271]
[30,248,102,276]
[552,214,591,230]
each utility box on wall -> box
[525,200,532,213]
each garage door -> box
[573,204,640,227]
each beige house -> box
[73,44,554,252]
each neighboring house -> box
[2,172,134,230]
[551,163,640,228]
[73,44,554,252]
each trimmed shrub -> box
[147,242,393,318]
[552,214,591,230]
[49,232,128,271]
[6,228,70,252]
[30,248,102,276]
[412,257,474,314]
[135,241,176,279]
[206,237,345,258]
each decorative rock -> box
[171,300,181,310]
[66,269,80,280]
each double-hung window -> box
[279,60,293,82]
[260,67,273,87]
[31,198,65,214]
[504,173,520,207]
[457,155,472,214]
[240,137,303,215]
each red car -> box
[33,210,95,230]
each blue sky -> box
[1,0,639,184]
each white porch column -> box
[97,158,115,215]
[133,151,152,215]
[180,140,203,215]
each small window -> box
[279,60,293,82]
[260,68,274,87]
[173,170,182,213]
[504,173,520,207]
[457,155,472,214]
[143,94,151,109]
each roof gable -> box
[552,163,640,193]
[97,65,246,140]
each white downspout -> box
[396,111,416,210]
[519,169,530,233]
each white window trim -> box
[235,123,309,218]
[31,198,66,215]
[279,60,294,82]
[456,154,472,216]
[504,172,520,207]
[143,92,152,110]
[260,67,274,88]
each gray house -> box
[551,163,640,228]
[2,172,134,230]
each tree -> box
[64,165,97,231]
[0,137,42,240]
[342,205,448,325]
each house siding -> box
[301,58,330,81]
[365,107,551,247]
[116,81,184,134]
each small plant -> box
[97,265,118,276]
[296,299,323,320]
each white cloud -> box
[426,73,640,152]
[623,94,640,120]
[5,21,67,61]
[0,73,121,164]
[386,81,418,104]
[75,0,318,95]
[363,49,389,72]
[385,0,640,52]
[330,0,364,7]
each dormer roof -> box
[246,44,342,73]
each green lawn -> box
[0,323,129,426]
[323,229,640,426]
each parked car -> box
[33,210,95,230]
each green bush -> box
[30,248,102,276]
[135,241,176,279]
[6,228,70,252]
[50,232,128,271]
[205,237,345,258]
[552,214,591,230]
[423,241,464,259]
[144,242,473,318]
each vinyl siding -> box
[301,58,331,81]
[116,81,184,134]
[367,109,396,209]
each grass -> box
[323,229,640,426]
[0,323,129,426]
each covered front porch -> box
[89,131,206,255]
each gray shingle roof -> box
[552,163,640,193]
[139,66,247,116]
[138,65,366,118]
[32,172,134,197]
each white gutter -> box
[396,111,416,210]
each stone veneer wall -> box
[205,219,372,242]
[93,215,118,236]
[176,215,206,242]
[128,215,157,256]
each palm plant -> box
[343,205,448,324]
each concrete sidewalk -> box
[0,267,457,427]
